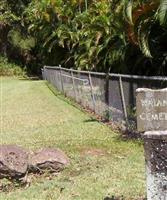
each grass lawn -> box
[0,77,146,200]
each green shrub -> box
[0,56,26,76]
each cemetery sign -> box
[136,88,167,132]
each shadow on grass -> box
[118,129,142,141]
[0,179,28,193]
[19,76,41,81]
[83,119,98,123]
[104,196,146,200]
[104,196,124,200]
[113,133,144,147]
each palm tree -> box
[123,0,167,75]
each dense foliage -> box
[0,0,167,75]
[0,56,26,76]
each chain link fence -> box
[42,66,167,129]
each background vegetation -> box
[0,0,167,75]
[0,56,26,76]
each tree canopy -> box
[0,0,167,75]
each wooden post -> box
[119,76,128,122]
[136,88,167,200]
[88,73,96,112]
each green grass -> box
[0,77,146,200]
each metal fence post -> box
[53,69,56,88]
[105,73,110,104]
[43,66,167,126]
[119,76,128,122]
[59,65,64,93]
[71,70,77,101]
[43,66,47,80]
[41,68,44,79]
[88,72,96,112]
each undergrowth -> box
[0,56,26,76]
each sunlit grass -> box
[0,77,146,200]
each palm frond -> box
[137,19,152,58]
[158,0,167,26]
[123,0,133,24]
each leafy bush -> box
[8,29,35,51]
[24,0,167,75]
[0,0,167,75]
[0,56,26,76]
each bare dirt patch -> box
[80,148,108,157]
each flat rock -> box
[0,145,29,179]
[29,148,69,172]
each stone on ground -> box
[29,148,69,173]
[0,145,29,179]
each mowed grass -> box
[0,77,146,200]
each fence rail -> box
[42,66,167,129]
